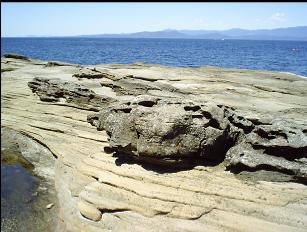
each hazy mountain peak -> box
[76,26,307,41]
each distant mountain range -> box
[77,26,307,41]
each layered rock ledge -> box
[2,54,307,232]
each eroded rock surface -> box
[88,96,236,164]
[28,77,114,110]
[225,119,307,181]
[73,67,117,80]
[26,63,307,181]
[2,55,307,232]
[88,95,307,180]
[100,77,184,96]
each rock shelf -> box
[2,55,307,232]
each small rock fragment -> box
[46,203,54,209]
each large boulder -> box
[88,95,241,165]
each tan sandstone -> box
[1,56,307,232]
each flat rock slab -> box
[1,56,307,232]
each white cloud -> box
[269,12,286,22]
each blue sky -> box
[1,3,307,37]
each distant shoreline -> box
[2,26,307,41]
[2,37,307,42]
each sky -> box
[1,3,307,37]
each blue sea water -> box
[1,37,307,76]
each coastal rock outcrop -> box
[2,55,307,232]
[87,96,237,166]
[100,77,183,96]
[225,119,307,181]
[88,94,307,180]
[27,74,307,181]
[28,77,114,110]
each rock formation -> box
[87,97,234,164]
[87,95,307,181]
[28,77,114,110]
[2,55,307,232]
[73,67,118,80]
[3,53,30,60]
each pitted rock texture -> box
[28,77,114,110]
[88,96,237,163]
[225,119,307,181]
[2,55,307,232]
[27,74,307,180]
[88,95,307,180]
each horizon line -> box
[2,25,307,38]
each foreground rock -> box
[2,55,307,232]
[226,120,307,181]
[88,96,236,164]
[88,95,307,181]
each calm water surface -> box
[1,37,307,76]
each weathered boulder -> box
[225,119,307,180]
[88,94,307,180]
[88,95,241,165]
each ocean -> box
[1,37,307,77]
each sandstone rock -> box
[1,67,16,72]
[225,119,307,181]
[27,77,114,110]
[45,61,75,67]
[78,200,102,221]
[3,56,307,232]
[73,67,117,80]
[100,77,184,96]
[88,96,241,166]
[88,95,307,180]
